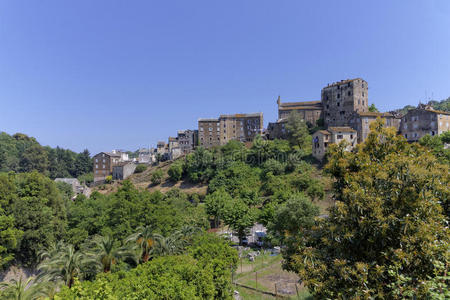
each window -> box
[95,164,98,168]
[348,91,351,96]
[350,134,353,139]
[337,94,340,99]
[337,102,340,107]
[95,170,98,174]
[103,159,105,163]
[103,164,105,169]
[337,134,343,139]
[326,105,329,109]
[209,127,212,131]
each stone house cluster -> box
[92,77,449,183]
[198,113,264,148]
[267,78,449,161]
[93,150,136,184]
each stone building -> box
[219,113,263,144]
[156,141,167,154]
[348,112,402,143]
[198,113,263,148]
[54,178,90,197]
[322,78,369,127]
[267,119,288,140]
[400,104,450,142]
[112,162,136,180]
[177,129,198,154]
[277,96,323,126]
[198,118,221,148]
[93,152,122,183]
[168,136,182,160]
[138,148,154,164]
[312,127,357,161]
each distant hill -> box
[0,132,92,179]
[393,97,450,115]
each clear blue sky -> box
[1,0,449,154]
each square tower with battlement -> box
[322,78,368,127]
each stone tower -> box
[321,78,368,127]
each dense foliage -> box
[285,120,449,299]
[67,182,209,246]
[394,97,450,115]
[0,172,67,267]
[0,132,92,179]
[54,234,238,299]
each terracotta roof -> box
[357,112,393,117]
[220,112,263,118]
[425,109,450,115]
[328,127,356,133]
[279,100,322,108]
[279,106,323,111]
[317,130,331,135]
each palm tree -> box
[85,235,136,272]
[37,243,93,288]
[151,233,184,256]
[126,225,155,262]
[0,275,50,300]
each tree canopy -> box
[285,120,449,299]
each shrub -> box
[105,175,112,184]
[151,170,163,185]
[168,163,183,182]
[134,164,147,174]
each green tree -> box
[222,198,255,245]
[125,225,155,263]
[0,174,23,269]
[267,193,319,244]
[8,172,67,266]
[19,144,49,174]
[368,103,379,112]
[168,162,183,182]
[262,158,285,176]
[184,147,214,183]
[0,274,51,300]
[85,235,136,273]
[151,170,163,185]
[55,256,217,300]
[134,164,147,173]
[37,243,93,288]
[205,189,232,228]
[285,111,311,151]
[74,149,92,177]
[208,161,260,204]
[151,233,184,256]
[285,120,449,299]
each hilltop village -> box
[92,78,450,184]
